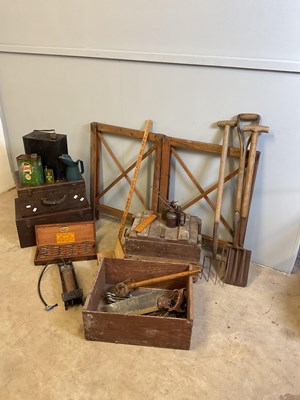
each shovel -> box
[223,123,269,286]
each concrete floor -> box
[1,188,299,400]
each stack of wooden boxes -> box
[14,129,93,248]
[15,173,93,248]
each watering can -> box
[59,154,84,181]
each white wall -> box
[0,113,14,193]
[0,1,299,273]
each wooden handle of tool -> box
[243,125,269,134]
[237,113,261,122]
[215,123,232,223]
[212,122,234,255]
[217,120,237,128]
[128,268,201,290]
[241,125,269,217]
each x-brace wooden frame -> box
[90,122,164,221]
[90,122,260,247]
[158,136,260,247]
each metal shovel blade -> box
[223,246,251,287]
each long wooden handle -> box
[212,121,234,255]
[215,121,235,223]
[233,114,260,245]
[129,268,201,290]
[117,120,152,240]
[241,125,269,217]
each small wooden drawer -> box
[82,258,194,350]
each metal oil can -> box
[17,154,44,186]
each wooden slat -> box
[158,136,171,212]
[151,137,163,211]
[98,132,149,210]
[95,204,133,221]
[169,137,241,157]
[96,144,157,201]
[90,122,98,219]
[171,147,233,237]
[117,120,151,241]
[181,168,239,210]
[94,122,163,142]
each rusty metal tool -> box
[106,267,200,297]
[102,288,172,314]
[157,288,187,313]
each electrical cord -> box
[37,258,66,311]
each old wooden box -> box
[124,211,202,265]
[15,172,89,217]
[34,221,97,265]
[15,199,93,248]
[82,258,194,350]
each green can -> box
[17,154,44,186]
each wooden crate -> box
[83,258,194,350]
[34,221,97,265]
[124,211,202,265]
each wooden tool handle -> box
[243,125,269,134]
[129,268,201,290]
[214,122,234,222]
[217,120,237,128]
[237,113,261,122]
[241,125,269,217]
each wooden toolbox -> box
[34,221,97,265]
[15,199,93,248]
[14,172,89,217]
[124,211,202,265]
[83,258,194,350]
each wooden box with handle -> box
[14,172,89,217]
[83,257,195,350]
